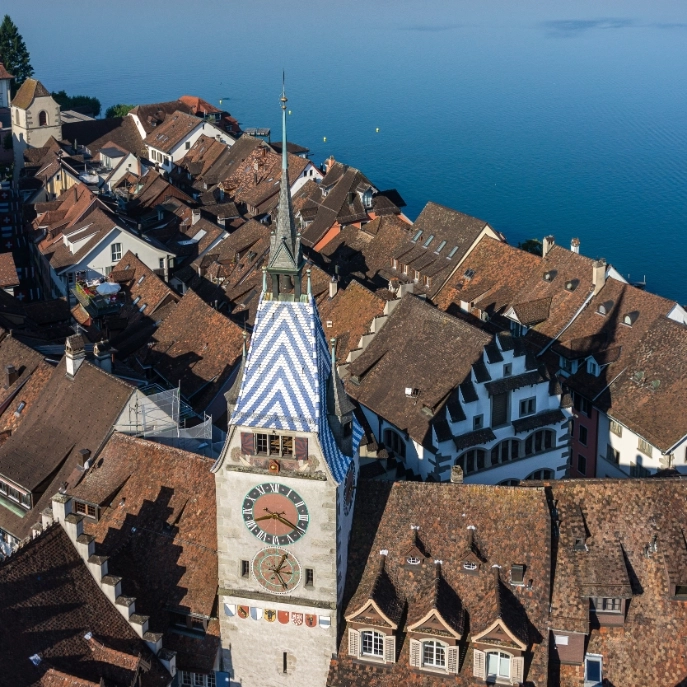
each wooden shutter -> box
[240,432,255,455]
[347,628,360,657]
[511,656,524,683]
[473,649,486,679]
[409,639,421,668]
[295,436,308,461]
[447,646,460,674]
[383,635,396,664]
[492,392,509,427]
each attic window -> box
[623,311,639,326]
[434,240,447,254]
[597,301,614,316]
[407,556,421,565]
[132,296,141,305]
[464,268,475,280]
[422,234,434,248]
[137,275,145,285]
[405,387,419,397]
[139,303,147,312]
[391,258,398,269]
[447,246,459,259]
[543,271,555,282]
[510,564,525,586]
[565,279,579,291]
[463,562,477,571]
[587,358,600,376]
[326,321,333,328]
[412,230,423,242]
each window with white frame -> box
[593,597,622,613]
[584,654,602,687]
[586,358,600,376]
[503,363,512,377]
[486,651,512,680]
[519,397,536,417]
[111,243,122,262]
[422,640,446,669]
[361,630,384,658]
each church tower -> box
[213,82,362,687]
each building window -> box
[610,419,623,437]
[305,568,314,587]
[638,437,653,457]
[525,469,554,480]
[240,560,250,578]
[473,414,483,430]
[413,270,420,282]
[402,264,408,275]
[186,141,191,150]
[256,433,268,454]
[523,429,554,455]
[457,449,486,475]
[519,397,536,417]
[630,462,651,477]
[510,321,526,338]
[579,425,588,446]
[486,651,511,681]
[577,454,587,476]
[594,597,622,613]
[585,654,603,687]
[606,444,620,464]
[111,243,122,262]
[392,258,398,269]
[254,433,294,456]
[361,630,384,658]
[587,358,600,376]
[463,561,478,571]
[38,111,48,126]
[573,392,592,417]
[407,556,421,565]
[74,501,96,518]
[491,391,509,427]
[383,428,406,458]
[503,363,512,377]
[422,640,446,669]
[180,672,192,686]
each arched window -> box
[456,449,486,475]
[499,479,521,486]
[383,428,406,458]
[14,109,19,125]
[361,630,384,658]
[523,429,555,456]
[525,469,554,481]
[491,439,520,465]
[422,640,446,669]
[486,651,512,680]
[38,111,48,126]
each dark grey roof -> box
[512,409,566,433]
[453,427,497,451]
[484,370,545,397]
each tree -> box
[52,90,101,117]
[0,15,33,95]
[518,238,543,256]
[105,103,135,118]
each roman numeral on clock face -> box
[242,483,309,544]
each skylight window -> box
[422,234,435,248]
[412,230,423,242]
[137,275,145,285]
[447,246,459,259]
[434,240,447,254]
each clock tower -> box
[213,82,361,687]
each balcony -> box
[72,281,124,318]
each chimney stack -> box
[543,235,555,258]
[5,364,18,387]
[192,209,201,225]
[592,258,607,296]
[93,340,112,374]
[450,465,464,484]
[78,448,91,467]
[329,276,338,299]
[65,335,86,379]
[571,237,580,254]
[325,156,336,174]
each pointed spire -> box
[266,73,302,299]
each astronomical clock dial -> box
[242,482,309,545]
[343,463,355,515]
[252,547,302,594]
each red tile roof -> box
[0,251,19,287]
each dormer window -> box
[623,311,639,326]
[463,562,477,571]
[597,300,614,316]
[391,258,398,270]
[587,358,600,376]
[407,556,421,565]
[510,564,525,586]
[402,264,408,275]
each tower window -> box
[305,568,314,587]
[283,652,288,674]
[240,560,250,578]
[38,111,48,126]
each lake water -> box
[6,0,687,301]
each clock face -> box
[252,547,302,594]
[242,482,309,545]
[344,463,355,515]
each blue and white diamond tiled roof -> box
[232,295,362,483]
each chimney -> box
[93,340,112,373]
[543,235,555,258]
[571,237,580,254]
[325,156,336,174]
[217,216,225,228]
[593,258,607,296]
[450,465,464,484]
[78,448,91,467]
[5,364,18,387]
[329,276,338,299]
[65,335,86,379]
[192,209,201,225]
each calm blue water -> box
[6,0,687,301]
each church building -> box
[212,84,363,687]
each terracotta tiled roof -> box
[597,317,687,451]
[144,110,202,154]
[549,479,687,687]
[328,480,551,686]
[0,251,18,287]
[129,100,195,135]
[0,525,169,686]
[62,116,144,156]
[0,359,134,540]
[133,289,244,411]
[317,279,387,364]
[70,432,219,672]
[347,295,492,445]
[11,78,51,110]
[0,62,13,80]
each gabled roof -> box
[0,525,170,686]
[0,62,13,80]
[62,116,144,157]
[144,110,203,153]
[129,100,195,135]
[0,251,19,287]
[12,78,51,110]
[347,295,491,445]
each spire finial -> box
[306,267,312,296]
[330,337,337,368]
[242,329,247,358]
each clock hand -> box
[275,514,303,532]
[254,513,276,522]
[274,553,287,572]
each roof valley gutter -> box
[537,289,596,358]
[592,367,627,403]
